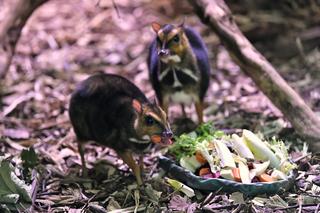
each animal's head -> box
[132,99,173,145]
[151,21,188,64]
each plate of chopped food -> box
[159,123,296,197]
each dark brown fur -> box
[69,73,172,184]
[69,73,170,152]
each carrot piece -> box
[195,151,207,164]
[199,167,211,176]
[257,173,274,182]
[232,168,241,182]
[151,135,162,143]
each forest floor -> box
[0,0,320,212]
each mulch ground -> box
[0,0,320,212]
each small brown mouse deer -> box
[148,22,210,123]
[69,73,173,185]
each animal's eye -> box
[172,35,180,43]
[145,116,154,126]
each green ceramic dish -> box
[159,156,295,197]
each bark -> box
[188,0,320,150]
[0,0,48,80]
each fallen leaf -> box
[0,157,32,210]
[3,128,30,140]
[168,195,197,212]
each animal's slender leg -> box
[139,155,144,176]
[78,141,88,176]
[195,101,204,124]
[161,99,169,116]
[181,104,186,117]
[117,151,142,185]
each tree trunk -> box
[0,0,48,80]
[188,0,320,150]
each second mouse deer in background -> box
[148,21,210,124]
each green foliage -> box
[20,147,39,183]
[269,137,297,174]
[21,147,38,171]
[0,157,32,211]
[169,133,198,160]
[169,122,225,160]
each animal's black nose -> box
[163,130,173,138]
[158,49,169,56]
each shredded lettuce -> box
[169,122,225,160]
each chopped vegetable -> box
[221,169,235,181]
[252,161,270,176]
[201,171,221,179]
[269,138,296,174]
[231,168,241,182]
[180,155,202,173]
[199,167,211,176]
[166,178,195,197]
[242,130,280,169]
[169,133,198,160]
[195,151,207,164]
[280,161,296,175]
[196,140,218,173]
[271,169,287,180]
[202,173,215,179]
[231,134,254,159]
[213,139,236,168]
[238,161,251,183]
[257,173,274,182]
[169,123,295,184]
[169,123,223,160]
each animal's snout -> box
[158,49,169,56]
[162,130,173,138]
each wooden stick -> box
[0,0,48,80]
[188,0,320,150]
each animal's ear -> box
[178,17,186,28]
[153,98,158,106]
[151,22,161,33]
[132,99,142,114]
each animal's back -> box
[184,27,210,100]
[69,73,147,150]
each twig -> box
[81,191,100,212]
[200,192,215,208]
[38,118,69,130]
[275,204,320,211]
[298,195,302,213]
[112,0,121,19]
[120,191,129,207]
[108,205,146,213]
[232,204,245,213]
[30,169,40,212]
[299,192,320,198]
[293,153,311,163]
[305,171,320,176]
[146,163,158,180]
[202,204,239,212]
[2,92,34,117]
[295,37,309,66]
[159,185,182,202]
[200,187,223,208]
[134,189,140,213]
[315,203,320,213]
